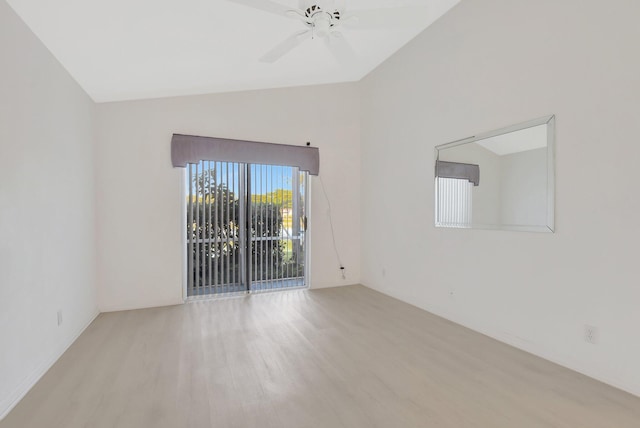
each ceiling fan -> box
[227,0,427,64]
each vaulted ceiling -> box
[6,0,459,102]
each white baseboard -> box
[0,310,100,421]
[99,298,183,313]
[310,281,356,289]
[362,283,640,398]
[471,322,640,398]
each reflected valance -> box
[435,160,480,186]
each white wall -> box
[95,84,360,311]
[360,0,640,397]
[0,0,98,419]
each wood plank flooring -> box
[2,285,639,427]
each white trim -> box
[436,115,555,151]
[0,310,100,421]
[181,168,188,302]
[450,312,640,398]
[250,285,308,294]
[305,174,312,289]
[546,116,556,232]
[187,291,249,301]
[185,285,309,303]
[362,283,640,398]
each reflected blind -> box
[436,178,473,228]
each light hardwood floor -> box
[2,285,639,427]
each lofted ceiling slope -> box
[6,0,459,102]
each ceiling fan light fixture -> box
[313,14,332,38]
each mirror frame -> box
[434,115,555,233]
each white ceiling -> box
[477,124,548,156]
[6,0,459,103]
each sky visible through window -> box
[186,162,304,199]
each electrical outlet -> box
[584,325,598,344]
[57,310,63,326]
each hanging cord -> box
[318,175,346,279]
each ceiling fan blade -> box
[227,0,299,18]
[343,5,430,30]
[260,30,311,63]
[325,32,356,66]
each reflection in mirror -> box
[435,116,555,232]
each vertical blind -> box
[187,161,244,296]
[248,164,307,292]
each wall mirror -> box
[435,115,555,232]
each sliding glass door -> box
[248,164,307,292]
[186,161,308,297]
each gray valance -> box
[171,134,320,175]
[435,160,480,186]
